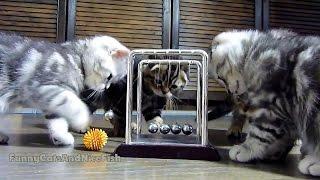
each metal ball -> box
[148,123,158,133]
[171,124,182,134]
[159,124,170,134]
[104,110,114,120]
[182,124,193,135]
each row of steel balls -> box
[148,123,193,135]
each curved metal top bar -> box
[139,59,202,67]
[129,49,208,57]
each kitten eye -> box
[107,74,113,81]
[217,76,227,84]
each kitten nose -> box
[162,87,170,94]
[171,85,178,89]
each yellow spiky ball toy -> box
[83,128,108,151]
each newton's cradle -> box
[114,49,220,161]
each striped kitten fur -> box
[0,32,129,146]
[81,55,189,136]
[210,29,320,176]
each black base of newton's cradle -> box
[113,143,220,161]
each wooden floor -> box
[0,113,314,179]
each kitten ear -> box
[150,64,160,71]
[111,48,130,59]
[150,64,169,71]
[180,64,189,72]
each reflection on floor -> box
[0,113,313,179]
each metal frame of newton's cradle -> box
[113,49,220,161]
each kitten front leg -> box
[226,120,244,138]
[106,111,126,137]
[0,92,12,144]
[35,86,91,145]
[0,131,9,144]
[226,109,246,138]
[129,117,164,134]
[48,118,74,145]
[298,119,320,176]
[229,121,294,162]
[131,116,163,134]
[44,89,91,133]
[149,116,164,126]
[110,118,125,137]
[140,109,164,133]
[144,109,164,126]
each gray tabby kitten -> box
[210,29,320,176]
[0,32,130,146]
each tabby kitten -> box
[210,29,320,176]
[0,32,129,146]
[82,55,189,136]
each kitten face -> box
[143,64,188,98]
[210,30,253,95]
[82,36,130,91]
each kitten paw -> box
[295,139,302,146]
[131,122,137,132]
[229,145,253,162]
[0,132,9,144]
[113,127,125,137]
[50,131,74,146]
[150,116,164,126]
[104,110,114,121]
[299,155,320,176]
[226,124,242,138]
[70,117,90,134]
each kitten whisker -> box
[171,94,183,103]
[85,90,97,100]
[94,90,103,101]
[173,98,178,110]
[165,98,174,110]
